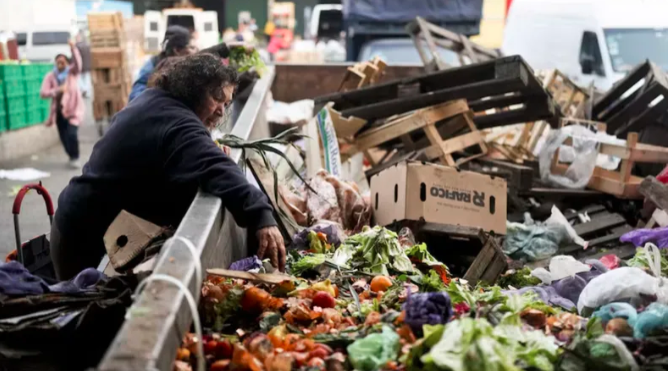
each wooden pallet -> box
[344,100,488,167]
[592,61,668,137]
[484,69,590,163]
[550,120,668,198]
[91,48,126,69]
[315,56,556,129]
[93,98,127,122]
[338,57,387,92]
[407,17,502,72]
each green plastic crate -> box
[0,113,6,132]
[26,109,42,125]
[41,105,50,122]
[25,95,41,110]
[4,79,26,98]
[6,96,26,113]
[24,79,42,96]
[0,64,23,82]
[22,64,43,80]
[7,111,26,130]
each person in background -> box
[75,31,91,98]
[40,40,84,169]
[51,54,285,279]
[128,25,197,102]
[264,19,276,44]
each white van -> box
[15,27,75,63]
[502,0,668,91]
[144,9,219,53]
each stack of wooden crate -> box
[88,12,131,121]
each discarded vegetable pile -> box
[175,229,668,371]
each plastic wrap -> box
[539,126,599,189]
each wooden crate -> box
[550,120,668,198]
[90,29,124,48]
[93,98,127,121]
[344,100,488,167]
[88,12,124,31]
[400,222,507,285]
[338,57,387,92]
[91,48,125,69]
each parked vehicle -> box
[143,8,219,53]
[358,38,462,66]
[15,27,73,62]
[503,0,668,90]
[343,0,483,61]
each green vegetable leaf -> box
[290,253,327,276]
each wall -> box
[271,63,425,103]
[224,0,267,32]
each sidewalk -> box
[0,105,99,258]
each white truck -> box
[144,8,219,53]
[0,0,77,62]
[502,0,668,91]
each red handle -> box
[12,183,54,216]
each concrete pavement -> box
[0,100,99,258]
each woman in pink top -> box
[40,40,85,169]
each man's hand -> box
[256,226,286,272]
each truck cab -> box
[144,8,219,54]
[503,0,668,91]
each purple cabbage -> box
[229,255,263,271]
[403,292,452,336]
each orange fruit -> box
[370,276,392,292]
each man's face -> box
[199,84,235,130]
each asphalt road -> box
[0,99,99,258]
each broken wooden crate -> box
[338,57,388,92]
[550,122,668,198]
[406,17,502,72]
[592,60,668,137]
[343,100,488,167]
[403,222,507,285]
[314,55,557,129]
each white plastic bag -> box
[545,205,587,248]
[539,125,599,189]
[577,267,659,314]
[641,243,668,304]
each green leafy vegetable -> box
[211,286,244,332]
[627,247,668,276]
[420,270,448,293]
[421,318,558,371]
[497,267,543,288]
[345,226,414,275]
[290,253,327,276]
[229,46,267,77]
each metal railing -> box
[97,67,275,371]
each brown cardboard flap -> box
[371,161,507,234]
[328,105,367,139]
[104,210,165,272]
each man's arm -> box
[162,119,277,231]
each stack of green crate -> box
[38,64,52,122]
[0,64,26,130]
[0,81,5,132]
[23,64,49,127]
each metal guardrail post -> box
[98,67,275,371]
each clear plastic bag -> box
[577,267,659,314]
[539,125,599,189]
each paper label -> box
[316,106,342,177]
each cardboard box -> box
[370,161,507,234]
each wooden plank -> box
[419,223,481,238]
[558,224,631,255]
[207,268,292,284]
[582,243,637,262]
[573,213,627,237]
[423,123,456,165]
[564,204,606,221]
[424,130,484,160]
[354,100,469,151]
[476,159,534,191]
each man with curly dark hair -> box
[51,54,285,279]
